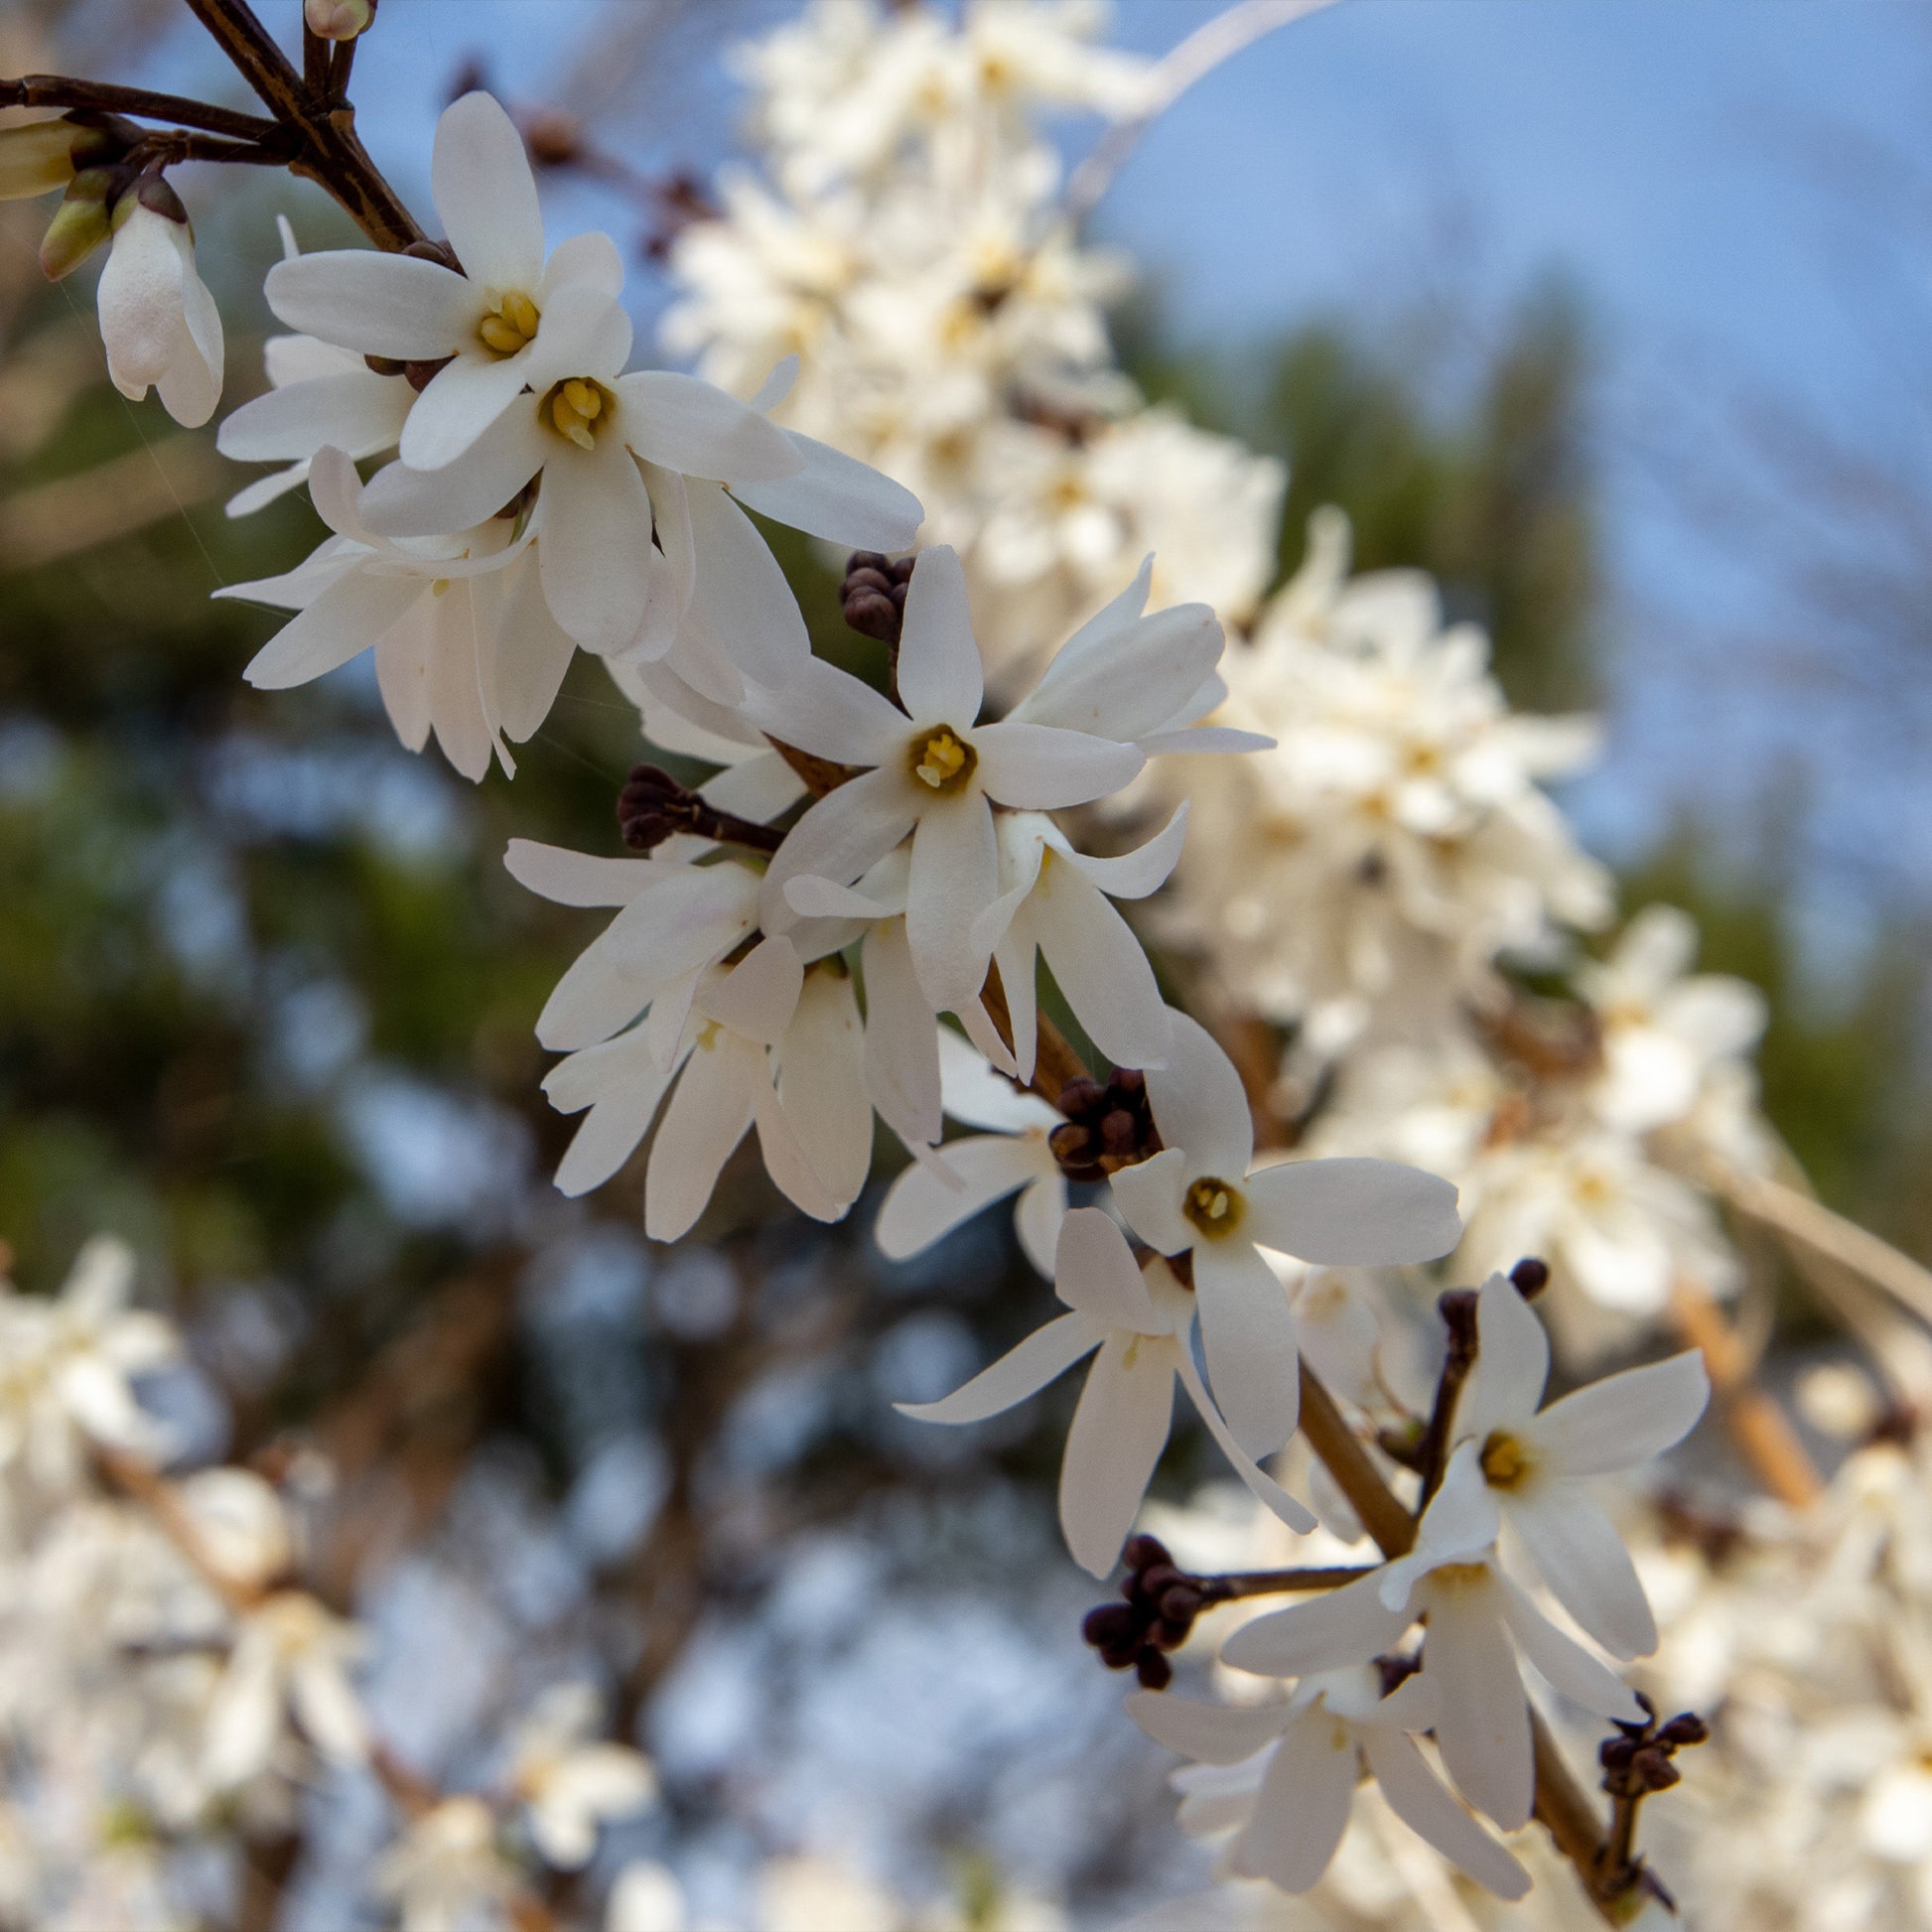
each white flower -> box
[373,1796,518,1932]
[1129,1667,1530,1898]
[899,1207,1314,1576]
[218,447,571,782]
[754,545,1146,1013]
[0,1236,176,1489]
[608,1861,687,1932]
[203,1589,368,1789]
[508,1683,657,1869]
[265,92,628,471]
[1224,1448,1643,1830]
[1109,1013,1461,1455]
[1452,1272,1708,1657]
[96,186,222,427]
[1576,903,1767,1135]
[876,1029,1065,1275]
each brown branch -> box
[0,73,281,141]
[1199,1564,1377,1599]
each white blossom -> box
[97,187,223,427]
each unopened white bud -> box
[305,0,374,40]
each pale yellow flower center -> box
[478,289,540,357]
[544,377,613,452]
[1182,1175,1244,1240]
[909,727,976,794]
[1480,1430,1533,1491]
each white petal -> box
[1139,725,1274,757]
[1127,1693,1289,1766]
[538,442,655,654]
[1421,1580,1533,1830]
[398,350,534,471]
[1193,1240,1302,1456]
[217,370,407,462]
[1506,1485,1657,1659]
[1529,1350,1710,1478]
[1232,1709,1356,1892]
[491,551,579,740]
[433,91,543,291]
[1030,857,1172,1072]
[360,404,547,536]
[643,1036,759,1240]
[896,546,983,727]
[1053,1206,1160,1329]
[243,570,423,689]
[877,1135,1049,1259]
[1013,1172,1067,1279]
[699,752,804,824]
[1222,1570,1412,1680]
[699,934,802,1045]
[862,919,942,1146]
[937,1028,1059,1133]
[1453,1274,1550,1446]
[990,916,1039,1086]
[1108,1147,1192,1255]
[1058,803,1187,900]
[971,721,1144,809]
[1495,1575,1645,1722]
[1059,1331,1173,1577]
[741,656,905,767]
[551,1035,683,1196]
[1358,1728,1530,1900]
[616,370,802,484]
[97,206,185,393]
[289,1654,370,1765]
[504,839,666,907]
[905,795,998,1014]
[761,768,918,932]
[1242,1158,1461,1267]
[1171,1335,1319,1535]
[1145,1012,1253,1178]
[731,430,923,548]
[1016,601,1223,745]
[750,1064,841,1222]
[682,481,807,689]
[897,1311,1102,1424]
[785,876,890,920]
[747,355,798,413]
[538,228,625,301]
[265,250,476,359]
[1408,1444,1503,1571]
[522,283,634,392]
[780,967,872,1208]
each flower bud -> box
[37,166,117,281]
[0,119,81,201]
[305,0,374,40]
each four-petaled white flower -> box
[204,1589,369,1789]
[899,1207,1315,1577]
[1130,1666,1531,1898]
[264,91,628,472]
[1110,1012,1461,1455]
[1452,1271,1709,1658]
[1224,1445,1644,1831]
[876,1028,1065,1276]
[754,545,1146,1015]
[97,185,223,427]
[507,1683,658,1870]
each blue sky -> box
[148,1,1932,951]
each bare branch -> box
[0,72,280,141]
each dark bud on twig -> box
[1081,1535,1211,1689]
[1509,1256,1551,1298]
[1437,1287,1480,1366]
[1051,1066,1161,1182]
[1374,1651,1422,1698]
[620,764,784,857]
[1135,1649,1173,1691]
[841,551,912,644]
[525,111,583,169]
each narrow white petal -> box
[740,656,905,767]
[1015,601,1223,745]
[217,371,407,463]
[433,91,543,293]
[761,769,917,932]
[971,722,1144,809]
[522,284,634,393]
[538,443,655,654]
[731,429,923,548]
[1221,1570,1412,1680]
[265,250,475,359]
[538,228,625,301]
[937,1028,1059,1133]
[1192,1240,1302,1456]
[699,753,804,824]
[1013,1172,1067,1279]
[1359,1729,1530,1900]
[1059,803,1187,900]
[896,546,983,727]
[643,1037,759,1241]
[1410,1443,1504,1570]
[1506,1485,1658,1659]
[750,1065,841,1222]
[682,481,808,689]
[1421,1582,1533,1830]
[243,571,423,690]
[503,839,666,907]
[876,1136,1049,1259]
[1139,724,1275,756]
[1453,1274,1550,1446]
[862,920,942,1146]
[1172,1339,1319,1534]
[780,967,872,1208]
[897,1311,1101,1424]
[617,370,802,484]
[1058,1331,1173,1578]
[398,351,533,471]
[1232,1710,1356,1892]
[1494,1577,1646,1725]
[490,552,578,741]
[1126,1693,1289,1766]
[1243,1158,1461,1268]
[1529,1351,1710,1478]
[1053,1207,1160,1329]
[551,1036,683,1196]
[1108,1147,1192,1255]
[1031,858,1172,1072]
[905,795,998,1014]
[784,876,890,920]
[1144,1012,1253,1177]
[698,934,802,1045]
[360,406,547,537]
[991,918,1039,1085]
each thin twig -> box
[1199,1564,1377,1598]
[0,72,280,141]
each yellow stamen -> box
[500,290,539,338]
[908,727,976,793]
[477,289,541,358]
[1182,1175,1244,1239]
[545,377,613,452]
[1479,1431,1532,1490]
[562,378,602,420]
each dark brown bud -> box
[1509,1256,1551,1298]
[1057,1077,1105,1116]
[1632,1748,1681,1792]
[1098,1638,1140,1671]
[1134,1648,1173,1691]
[1657,1713,1709,1749]
[1121,1534,1171,1573]
[525,111,584,168]
[1599,1735,1638,1773]
[1135,1564,1182,1602]
[1159,1586,1205,1623]
[1150,1618,1192,1651]
[1082,1604,1136,1649]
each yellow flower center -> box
[1433,1562,1489,1591]
[909,726,976,794]
[478,289,540,357]
[543,377,613,452]
[1182,1176,1244,1240]
[1479,1430,1532,1490]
